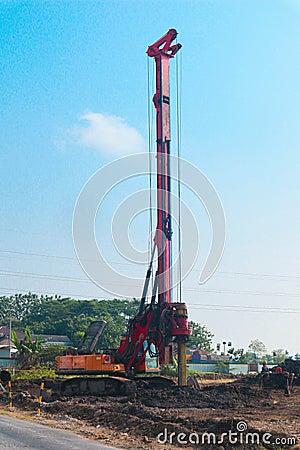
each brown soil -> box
[0,377,299,449]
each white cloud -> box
[72,112,146,156]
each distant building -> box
[33,334,73,346]
[0,327,72,368]
[187,348,229,362]
[0,327,19,368]
[0,342,18,358]
[0,326,25,342]
[0,326,19,357]
[0,326,73,349]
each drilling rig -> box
[55,29,191,395]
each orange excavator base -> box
[56,353,125,375]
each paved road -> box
[0,415,116,449]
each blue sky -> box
[1,0,300,355]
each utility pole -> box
[9,310,12,359]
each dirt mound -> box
[136,382,270,409]
[41,387,297,449]
[1,378,298,449]
[0,379,270,413]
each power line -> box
[0,269,297,296]
[0,286,125,300]
[1,269,300,298]
[0,249,84,261]
[0,270,91,283]
[0,286,299,314]
[190,287,300,298]
[0,250,151,269]
[0,250,147,268]
[217,270,300,281]
[190,302,300,312]
[1,248,300,282]
[189,306,300,314]
[0,270,145,286]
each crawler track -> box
[60,376,137,397]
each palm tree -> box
[12,326,43,369]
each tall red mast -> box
[57,29,191,389]
[118,30,190,386]
[147,29,181,305]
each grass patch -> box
[12,366,56,380]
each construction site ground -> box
[0,375,299,450]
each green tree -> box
[12,326,44,369]
[36,345,66,369]
[271,349,289,364]
[187,322,214,352]
[228,347,247,362]
[0,293,141,350]
[248,339,267,362]
[261,353,274,364]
